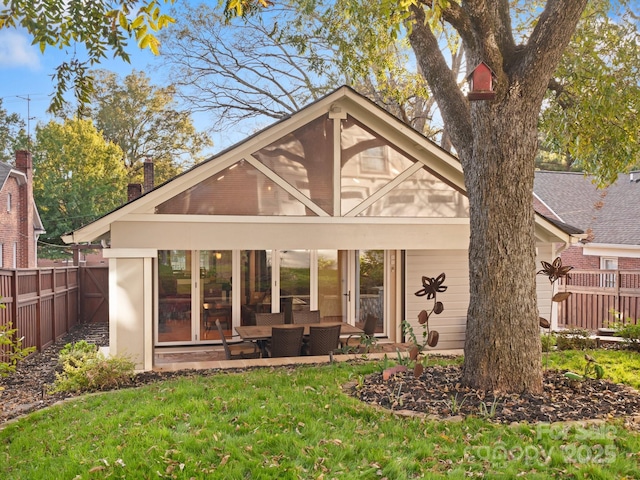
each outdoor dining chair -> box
[215,319,261,360]
[255,312,285,326]
[292,310,321,325]
[343,314,377,348]
[304,324,342,356]
[265,325,304,358]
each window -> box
[6,193,11,212]
[12,242,17,269]
[0,244,3,268]
[360,146,388,174]
[600,257,618,288]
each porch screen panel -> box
[358,250,385,334]
[155,160,314,216]
[158,250,192,342]
[280,250,311,322]
[200,251,232,341]
[240,250,272,326]
[318,250,345,322]
[340,116,415,214]
[252,115,334,215]
[358,166,470,217]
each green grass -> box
[546,349,640,389]
[1,353,640,479]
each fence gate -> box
[80,266,109,323]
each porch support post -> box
[143,257,154,371]
[329,105,346,216]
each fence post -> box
[52,267,57,342]
[615,270,621,320]
[35,269,42,351]
[10,270,18,349]
[64,268,69,333]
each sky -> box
[0,18,235,157]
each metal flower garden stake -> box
[537,257,573,367]
[408,272,447,377]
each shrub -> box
[615,323,640,351]
[541,332,557,352]
[52,342,135,393]
[555,328,596,350]
[58,340,98,366]
[0,321,36,379]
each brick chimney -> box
[14,150,36,267]
[127,183,143,202]
[126,159,155,202]
[143,158,155,193]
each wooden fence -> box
[0,267,79,354]
[557,270,640,330]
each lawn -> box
[1,354,639,479]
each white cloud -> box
[0,31,41,69]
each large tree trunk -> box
[407,0,588,394]
[460,98,542,393]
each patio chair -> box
[292,310,321,325]
[255,312,285,326]
[265,326,304,358]
[215,320,261,360]
[304,324,342,356]
[203,303,230,331]
[344,314,377,348]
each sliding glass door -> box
[156,248,389,345]
[355,250,385,334]
[157,250,192,343]
[199,250,232,341]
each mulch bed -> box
[2,323,640,428]
[351,364,640,427]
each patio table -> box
[236,322,364,342]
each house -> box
[534,170,640,271]
[62,87,581,371]
[0,151,45,268]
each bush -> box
[556,328,596,350]
[541,332,557,352]
[58,340,97,366]
[615,323,640,351]
[1,321,36,379]
[52,342,135,393]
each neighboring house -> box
[0,151,45,269]
[534,170,640,272]
[63,87,581,371]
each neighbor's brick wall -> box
[619,257,640,269]
[561,245,640,270]
[0,175,22,268]
[0,151,38,268]
[561,245,600,269]
[15,151,36,268]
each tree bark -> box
[409,0,588,393]
[461,98,542,393]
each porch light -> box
[467,61,496,101]
[215,252,222,260]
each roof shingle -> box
[534,171,640,246]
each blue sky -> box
[0,23,228,156]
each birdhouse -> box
[467,62,496,101]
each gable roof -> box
[62,86,577,246]
[534,170,640,246]
[0,161,26,188]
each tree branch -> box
[408,3,472,157]
[517,0,588,98]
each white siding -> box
[405,250,469,350]
[535,244,555,328]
